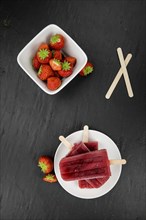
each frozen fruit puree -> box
[66,141,98,157]
[79,176,109,188]
[59,149,111,181]
[64,141,110,188]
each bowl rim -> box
[17,24,88,95]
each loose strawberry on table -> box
[58,60,73,77]
[38,156,53,174]
[43,174,57,183]
[79,62,93,76]
[32,55,41,70]
[38,65,54,81]
[47,77,62,90]
[37,48,52,64]
[49,34,64,50]
[49,59,62,71]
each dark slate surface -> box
[0,0,146,220]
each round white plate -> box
[54,130,122,199]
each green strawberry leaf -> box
[50,35,60,44]
[54,59,61,65]
[38,49,49,60]
[62,61,71,71]
[45,174,56,181]
[38,162,47,173]
[38,65,42,75]
[83,66,93,76]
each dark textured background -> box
[0,0,146,220]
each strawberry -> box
[49,59,62,71]
[38,156,53,174]
[52,50,62,60]
[79,62,93,76]
[38,43,49,51]
[32,55,41,70]
[43,174,57,183]
[50,34,64,50]
[38,65,54,81]
[47,77,62,90]
[58,61,73,77]
[64,56,76,66]
[37,49,52,64]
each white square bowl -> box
[17,24,87,95]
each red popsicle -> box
[66,141,101,188]
[66,141,98,157]
[59,149,111,181]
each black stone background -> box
[0,0,146,220]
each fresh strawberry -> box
[79,62,93,76]
[49,59,62,71]
[64,56,76,66]
[32,55,41,70]
[50,34,64,50]
[43,174,57,183]
[38,43,49,51]
[52,50,62,60]
[47,77,62,90]
[58,61,73,77]
[37,49,52,64]
[38,156,53,174]
[38,65,54,80]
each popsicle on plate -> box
[79,176,109,188]
[66,142,89,157]
[66,141,98,157]
[66,141,106,188]
[59,149,111,181]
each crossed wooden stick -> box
[105,48,134,99]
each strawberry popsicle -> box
[59,149,111,181]
[66,141,98,157]
[66,142,90,157]
[66,141,100,188]
[79,176,109,188]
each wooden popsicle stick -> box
[59,136,73,149]
[109,159,127,165]
[82,125,89,143]
[105,53,132,99]
[117,48,134,97]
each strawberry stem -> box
[62,61,71,71]
[45,174,55,181]
[54,59,61,65]
[50,35,60,44]
[38,49,49,60]
[83,66,93,75]
[38,65,42,75]
[38,162,47,173]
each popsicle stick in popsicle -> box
[117,48,134,97]
[59,135,73,149]
[82,125,89,143]
[105,53,132,99]
[110,159,126,165]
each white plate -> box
[54,130,122,199]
